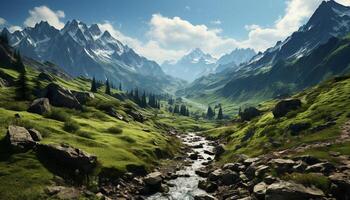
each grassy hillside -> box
[203,75,350,163]
[0,63,193,199]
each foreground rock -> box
[239,107,261,121]
[27,98,51,114]
[6,125,36,151]
[272,99,301,118]
[43,83,82,109]
[126,109,145,122]
[37,143,97,173]
[45,186,81,200]
[28,128,42,141]
[142,171,163,194]
[265,181,325,200]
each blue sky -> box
[0,0,349,63]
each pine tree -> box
[206,106,215,119]
[14,52,30,100]
[217,105,223,120]
[173,105,180,114]
[91,77,97,92]
[105,79,111,95]
[141,91,147,108]
[119,82,122,91]
[180,105,187,116]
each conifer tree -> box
[91,77,97,92]
[15,51,30,100]
[105,79,111,95]
[206,106,215,119]
[173,105,180,114]
[141,91,147,108]
[217,105,223,120]
[119,82,122,91]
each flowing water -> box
[147,133,214,200]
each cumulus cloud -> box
[0,17,6,25]
[335,0,350,6]
[24,6,65,29]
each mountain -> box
[2,20,182,92]
[179,0,350,103]
[161,48,217,82]
[215,48,256,73]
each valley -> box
[1,0,350,200]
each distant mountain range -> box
[179,0,350,105]
[1,20,183,92]
[161,48,255,82]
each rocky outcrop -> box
[27,98,51,115]
[43,83,82,109]
[272,99,301,118]
[28,128,42,141]
[126,109,145,123]
[72,91,94,104]
[265,181,325,200]
[36,143,97,173]
[239,107,261,121]
[288,122,311,135]
[6,125,36,151]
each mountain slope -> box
[161,48,217,82]
[215,48,256,73]
[180,0,350,106]
[2,20,182,92]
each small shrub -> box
[107,126,123,134]
[119,136,135,143]
[44,108,70,122]
[63,120,80,133]
[76,131,94,139]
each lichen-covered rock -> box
[265,181,324,200]
[27,98,51,114]
[6,125,36,151]
[43,83,82,109]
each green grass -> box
[282,173,330,192]
[202,76,350,163]
[0,66,184,199]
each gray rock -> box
[43,83,82,109]
[126,109,145,122]
[143,172,163,194]
[198,180,218,193]
[243,157,260,166]
[270,159,295,174]
[221,169,239,185]
[239,107,261,121]
[223,163,243,172]
[253,182,267,199]
[27,98,51,115]
[265,181,325,200]
[214,144,225,158]
[305,162,335,175]
[28,128,42,141]
[255,165,270,178]
[293,155,322,165]
[208,169,223,182]
[272,99,301,118]
[194,194,218,200]
[36,143,97,173]
[329,173,350,200]
[72,91,94,104]
[6,125,36,151]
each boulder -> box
[214,144,225,159]
[223,163,244,172]
[72,91,94,104]
[43,83,82,109]
[329,173,350,200]
[143,172,163,194]
[272,99,301,118]
[126,109,145,123]
[27,98,51,115]
[288,122,311,135]
[265,181,325,200]
[221,169,239,185]
[253,182,267,199]
[255,165,270,178]
[208,169,223,182]
[195,168,212,177]
[270,159,295,174]
[239,107,261,121]
[28,128,42,141]
[6,125,36,151]
[243,157,260,166]
[189,152,199,160]
[194,194,218,200]
[293,155,321,165]
[105,107,124,120]
[36,143,97,173]
[305,162,335,175]
[198,180,218,193]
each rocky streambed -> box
[147,132,216,200]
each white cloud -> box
[24,5,65,29]
[335,0,350,6]
[0,17,6,25]
[211,20,222,25]
[9,26,22,33]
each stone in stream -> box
[189,152,199,160]
[194,194,218,200]
[198,180,218,193]
[195,167,212,177]
[142,171,163,194]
